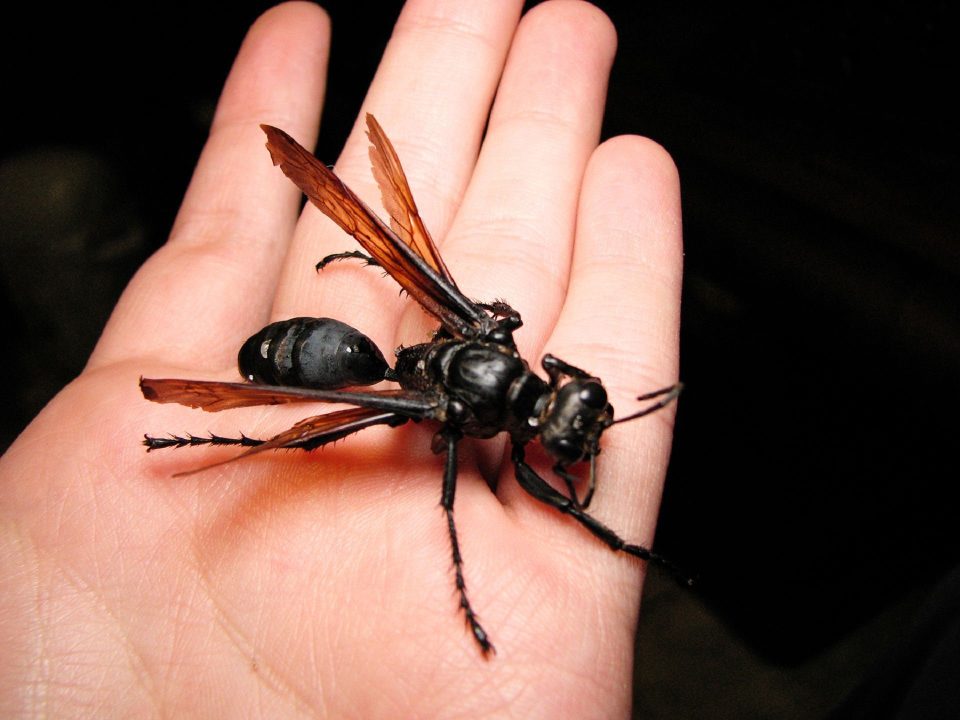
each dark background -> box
[2,2,956,717]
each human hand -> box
[0,1,681,717]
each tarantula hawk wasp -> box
[140,114,683,657]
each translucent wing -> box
[365,114,454,283]
[140,377,438,417]
[261,122,493,339]
[168,407,408,476]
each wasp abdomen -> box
[238,317,388,389]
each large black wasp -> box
[141,114,682,656]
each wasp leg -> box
[477,300,523,330]
[512,444,691,584]
[439,428,495,657]
[553,464,581,507]
[552,453,598,509]
[315,250,379,271]
[143,433,264,451]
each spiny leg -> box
[315,250,378,271]
[439,428,494,656]
[143,433,264,451]
[477,300,522,330]
[512,444,691,585]
[144,412,408,478]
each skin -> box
[0,1,682,718]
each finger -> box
[89,3,330,373]
[270,0,524,352]
[503,136,683,545]
[434,0,618,358]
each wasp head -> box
[539,379,613,465]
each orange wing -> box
[169,407,408,477]
[140,377,438,416]
[261,122,492,339]
[365,114,454,283]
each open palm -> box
[0,1,682,717]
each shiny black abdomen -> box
[238,317,388,389]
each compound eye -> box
[579,382,607,409]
